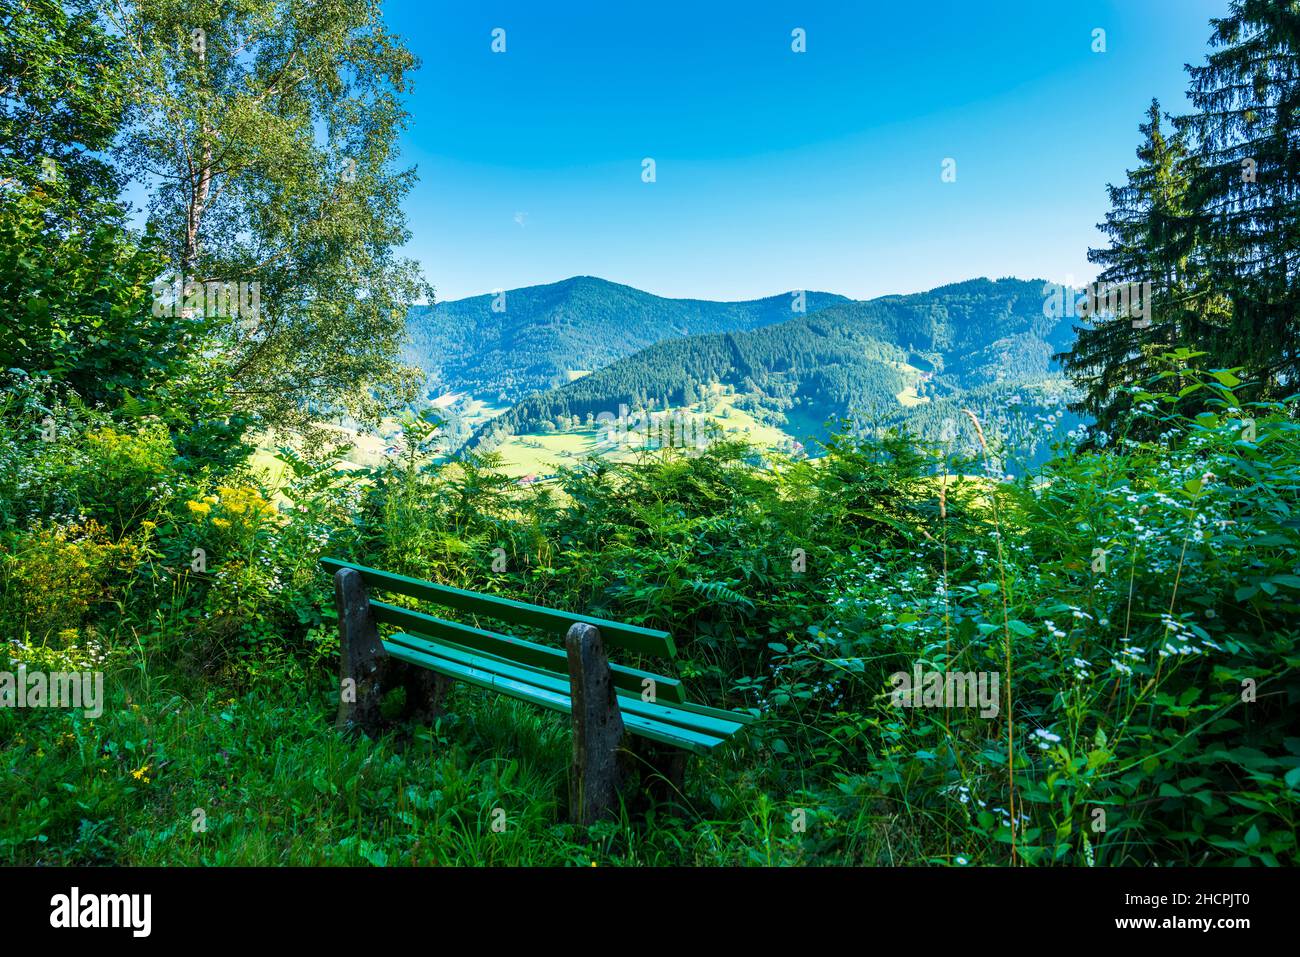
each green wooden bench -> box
[322,557,753,823]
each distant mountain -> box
[473,277,1083,467]
[405,276,850,402]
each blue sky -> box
[386,0,1226,303]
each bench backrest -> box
[321,558,685,703]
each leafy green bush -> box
[785,361,1299,865]
[0,191,181,406]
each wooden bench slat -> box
[656,697,761,727]
[370,599,686,704]
[383,639,572,711]
[386,633,744,741]
[324,558,675,658]
[382,640,718,754]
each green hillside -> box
[473,278,1083,468]
[405,276,850,403]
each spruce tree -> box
[1061,100,1215,438]
[1177,0,1300,395]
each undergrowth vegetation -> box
[2,355,1296,866]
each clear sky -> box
[385,0,1228,303]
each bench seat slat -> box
[370,599,686,704]
[323,558,675,658]
[382,640,720,754]
[385,633,745,740]
[609,689,748,737]
[383,639,572,713]
[655,697,761,727]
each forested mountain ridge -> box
[472,277,1079,459]
[405,275,850,402]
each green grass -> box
[0,654,896,866]
[248,447,290,487]
[490,394,801,478]
[251,422,398,482]
[493,429,603,477]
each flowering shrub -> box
[997,369,1300,865]
[760,367,1299,865]
[0,520,149,640]
[5,627,113,672]
[0,378,175,535]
